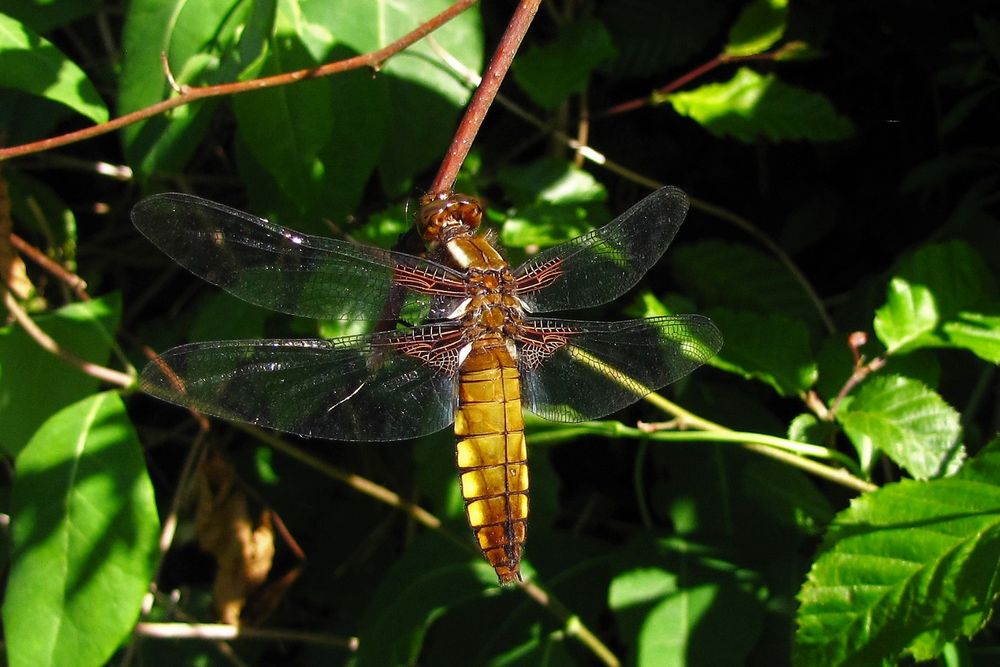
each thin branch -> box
[135,622,359,650]
[430,0,541,193]
[518,580,621,667]
[2,288,134,387]
[0,0,481,162]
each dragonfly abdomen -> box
[454,335,528,584]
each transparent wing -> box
[518,315,722,422]
[132,193,467,322]
[139,324,468,441]
[513,187,689,312]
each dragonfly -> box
[132,187,722,584]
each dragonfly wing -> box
[517,315,722,422]
[132,193,467,323]
[512,187,689,312]
[139,324,468,441]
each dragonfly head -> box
[418,192,483,244]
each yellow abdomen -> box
[454,336,528,584]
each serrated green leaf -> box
[513,16,616,109]
[0,294,122,457]
[707,308,817,396]
[120,0,272,176]
[0,12,108,123]
[873,278,939,354]
[725,0,788,57]
[3,392,160,667]
[355,532,500,666]
[609,537,764,666]
[669,240,824,331]
[664,67,854,143]
[794,436,1000,666]
[838,375,964,480]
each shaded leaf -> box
[706,308,817,396]
[794,436,1000,666]
[669,240,823,332]
[663,67,854,142]
[725,0,788,57]
[742,460,834,535]
[837,375,964,480]
[0,294,122,457]
[513,16,616,109]
[497,159,607,206]
[609,536,764,667]
[354,532,499,666]
[3,392,160,667]
[0,12,107,123]
[599,0,729,78]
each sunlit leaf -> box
[725,0,788,57]
[873,277,939,354]
[943,312,1000,363]
[513,16,616,109]
[3,392,160,667]
[0,294,122,457]
[706,308,817,396]
[794,437,1000,666]
[663,67,854,142]
[837,375,964,480]
[0,12,107,123]
[497,159,607,206]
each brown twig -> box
[429,0,541,193]
[828,331,887,416]
[1,287,134,387]
[9,232,90,301]
[0,0,480,162]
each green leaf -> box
[189,291,270,342]
[669,240,823,332]
[707,308,817,395]
[609,537,764,666]
[306,0,483,195]
[0,294,122,457]
[3,392,160,667]
[663,67,855,143]
[2,1,94,33]
[354,532,499,666]
[874,241,1000,363]
[837,375,964,480]
[873,278,939,354]
[513,16,616,109]
[725,0,788,57]
[497,159,607,206]
[794,436,1000,666]
[119,0,272,176]
[0,12,108,123]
